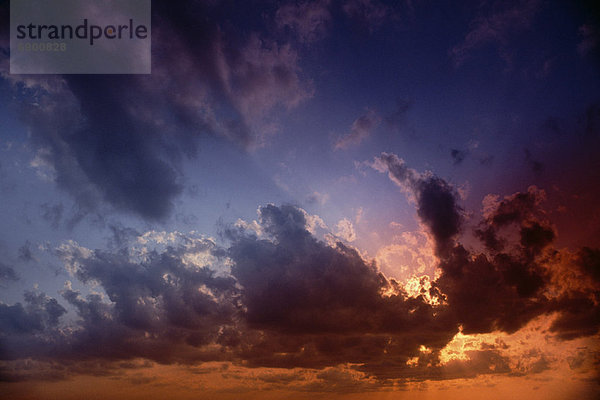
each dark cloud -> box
[449,147,494,167]
[53,237,239,363]
[450,149,466,165]
[0,231,241,367]
[372,153,463,256]
[229,205,439,334]
[0,196,598,382]
[414,177,463,256]
[373,154,599,340]
[545,246,600,341]
[0,205,457,380]
[0,291,65,340]
[433,245,548,334]
[430,185,556,335]
[224,204,457,374]
[577,247,600,282]
[548,292,600,340]
[475,186,548,252]
[441,190,597,339]
[64,76,185,219]
[2,0,312,220]
[0,263,18,283]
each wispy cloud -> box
[276,0,332,43]
[334,109,380,150]
[450,0,540,67]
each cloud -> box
[1,0,313,220]
[17,242,35,263]
[0,212,456,379]
[375,231,437,280]
[335,218,357,242]
[385,98,412,131]
[216,34,314,141]
[576,247,600,283]
[276,0,332,43]
[0,264,18,284]
[305,191,330,205]
[372,154,599,341]
[0,197,599,383]
[371,153,463,256]
[450,145,494,167]
[334,110,381,150]
[450,149,467,165]
[474,186,548,252]
[226,204,457,373]
[26,233,238,365]
[450,0,540,67]
[40,203,64,230]
[432,184,554,333]
[0,291,66,342]
[342,0,394,33]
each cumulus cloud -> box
[372,153,599,339]
[1,233,240,365]
[376,231,437,280]
[0,177,599,384]
[335,218,356,242]
[0,206,456,379]
[226,204,457,374]
[0,291,65,342]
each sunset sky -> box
[1,1,599,399]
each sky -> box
[0,0,599,399]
